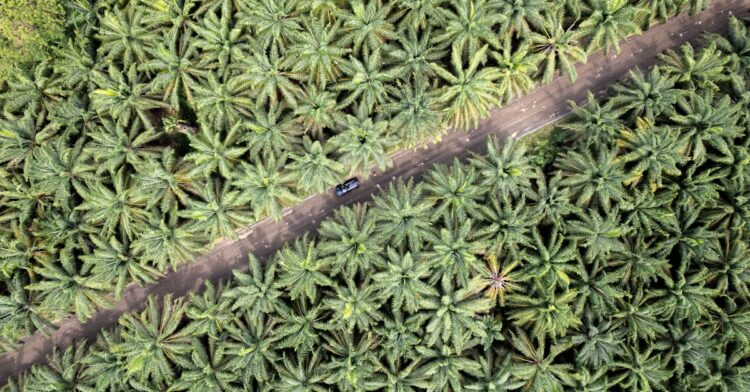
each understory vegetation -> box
[0,0,66,81]
[5,15,750,391]
[0,0,703,349]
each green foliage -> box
[9,17,750,389]
[0,0,64,81]
[0,1,743,390]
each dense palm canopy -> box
[0,0,692,344]
[7,16,750,390]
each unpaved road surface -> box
[1,0,748,384]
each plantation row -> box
[4,17,750,391]
[0,0,698,348]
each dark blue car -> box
[334,177,360,197]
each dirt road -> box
[1,0,748,384]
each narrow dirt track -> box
[1,0,748,384]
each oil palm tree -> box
[424,159,485,221]
[472,136,534,199]
[233,153,300,221]
[167,339,240,391]
[554,147,628,210]
[610,287,668,342]
[191,72,254,131]
[131,208,205,271]
[528,9,587,84]
[2,63,65,116]
[620,187,679,236]
[178,180,254,240]
[222,255,284,321]
[96,5,154,67]
[139,31,206,110]
[323,332,383,390]
[478,252,524,307]
[529,171,577,226]
[380,76,443,148]
[386,28,445,81]
[575,0,642,55]
[112,294,192,385]
[184,123,246,179]
[28,137,97,206]
[273,301,329,353]
[414,343,484,391]
[90,64,171,130]
[571,258,624,314]
[467,353,525,391]
[186,11,247,76]
[324,279,384,332]
[614,346,672,392]
[507,331,577,392]
[220,313,280,385]
[85,119,162,174]
[507,283,581,338]
[0,223,50,280]
[288,137,345,195]
[74,167,152,239]
[183,281,233,339]
[329,106,394,175]
[618,120,688,191]
[52,37,96,92]
[709,16,750,75]
[395,0,446,30]
[242,41,304,108]
[432,0,505,55]
[492,38,538,104]
[22,342,93,392]
[372,179,435,251]
[651,263,720,323]
[684,344,750,392]
[285,20,350,87]
[274,350,328,391]
[242,104,302,158]
[81,331,130,392]
[705,236,750,298]
[133,147,199,213]
[26,249,113,322]
[0,274,54,342]
[424,216,487,287]
[335,48,396,111]
[0,112,58,177]
[141,0,197,35]
[80,233,161,300]
[567,210,628,262]
[658,42,730,90]
[431,44,502,130]
[275,235,334,302]
[31,206,94,254]
[318,204,386,279]
[520,226,579,289]
[240,0,305,52]
[569,312,625,367]
[372,248,438,313]
[497,0,546,37]
[669,91,742,164]
[657,321,717,376]
[562,92,625,147]
[641,0,682,25]
[419,280,492,352]
[292,84,342,137]
[340,0,397,53]
[475,196,540,258]
[610,66,680,122]
[375,312,423,365]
